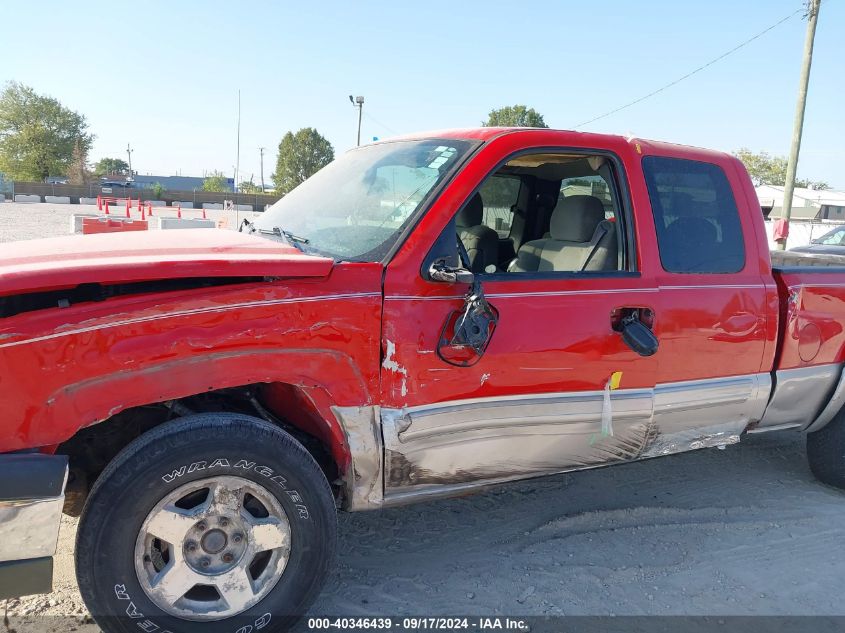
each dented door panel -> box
[381,279,661,409]
[0,263,384,462]
[379,278,662,497]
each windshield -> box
[812,226,845,245]
[254,139,474,261]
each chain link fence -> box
[7,181,281,210]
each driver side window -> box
[453,176,522,273]
[454,152,627,275]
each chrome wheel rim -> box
[134,475,291,620]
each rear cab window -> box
[477,176,521,237]
[559,174,616,220]
[642,156,745,274]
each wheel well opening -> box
[58,383,341,516]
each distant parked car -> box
[791,225,845,255]
[100,181,133,194]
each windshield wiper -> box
[251,226,310,252]
[279,229,310,245]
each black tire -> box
[807,407,845,489]
[76,413,337,633]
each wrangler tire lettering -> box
[161,466,186,483]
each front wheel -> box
[76,413,337,633]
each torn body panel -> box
[643,373,771,457]
[381,388,654,495]
[376,373,772,507]
[331,405,383,510]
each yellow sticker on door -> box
[590,372,624,445]
[609,371,623,390]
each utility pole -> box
[259,147,265,192]
[126,144,133,179]
[235,90,241,193]
[777,0,821,250]
[349,95,364,146]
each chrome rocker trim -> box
[0,454,68,599]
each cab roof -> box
[389,127,733,162]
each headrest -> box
[456,192,483,228]
[550,195,605,242]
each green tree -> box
[151,182,165,199]
[238,180,262,194]
[0,82,94,181]
[202,171,230,192]
[273,128,334,195]
[735,148,829,190]
[482,105,549,128]
[94,157,130,176]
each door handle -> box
[610,307,654,331]
[611,307,658,357]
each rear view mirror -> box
[437,279,498,367]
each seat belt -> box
[576,222,609,271]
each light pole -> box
[126,144,133,179]
[349,95,364,146]
[259,147,265,192]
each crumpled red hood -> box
[0,229,334,296]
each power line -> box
[574,6,805,129]
[362,111,400,137]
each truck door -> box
[639,153,772,453]
[379,137,661,502]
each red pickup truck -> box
[3,127,845,631]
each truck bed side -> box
[771,252,845,370]
[762,252,845,431]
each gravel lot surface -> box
[3,203,845,630]
[0,201,260,243]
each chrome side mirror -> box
[429,259,474,284]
